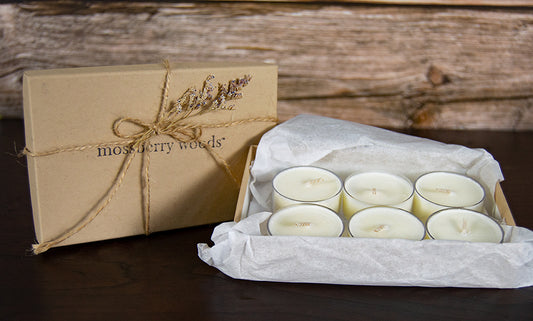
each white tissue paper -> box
[198,115,533,288]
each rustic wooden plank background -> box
[1,1,532,130]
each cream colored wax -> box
[272,166,342,212]
[348,206,425,240]
[426,208,504,243]
[342,172,414,220]
[413,172,485,222]
[267,204,344,237]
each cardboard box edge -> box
[234,145,257,222]
[22,72,43,243]
[495,182,516,226]
[22,62,277,78]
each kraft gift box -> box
[22,62,277,253]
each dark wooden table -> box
[1,119,532,321]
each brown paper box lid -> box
[23,62,277,248]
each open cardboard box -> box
[199,117,533,288]
[234,146,516,227]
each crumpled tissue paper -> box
[198,115,533,288]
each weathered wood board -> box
[1,1,532,129]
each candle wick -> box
[373,224,389,233]
[295,222,311,228]
[304,177,325,187]
[460,218,470,236]
[435,187,451,194]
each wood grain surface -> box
[1,1,533,129]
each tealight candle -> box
[426,208,504,243]
[342,171,414,220]
[272,166,342,212]
[412,172,485,222]
[348,206,426,240]
[267,204,344,237]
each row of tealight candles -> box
[267,166,504,243]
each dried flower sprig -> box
[167,74,252,121]
[212,75,252,110]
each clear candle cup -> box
[426,208,504,243]
[272,166,343,212]
[342,171,414,220]
[348,206,426,241]
[412,171,486,223]
[267,203,345,237]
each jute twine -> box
[21,60,277,254]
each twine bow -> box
[23,60,277,254]
[113,117,202,144]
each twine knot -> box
[113,117,203,148]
